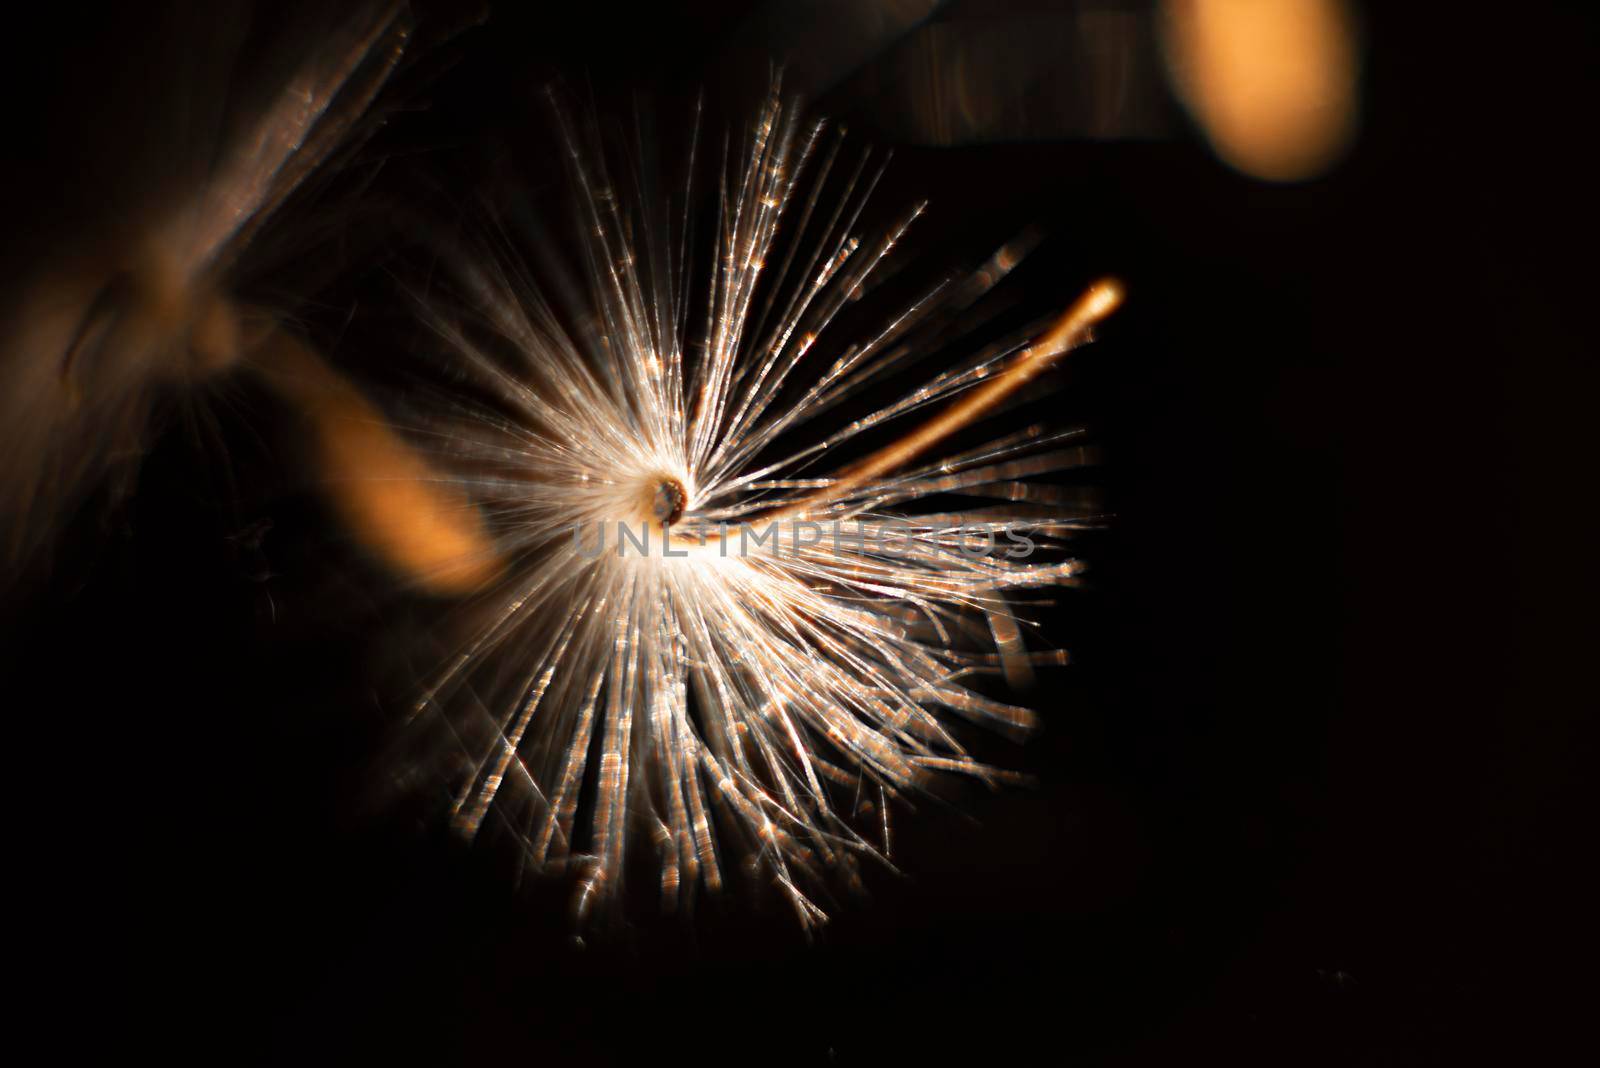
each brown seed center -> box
[650,477,687,527]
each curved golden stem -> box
[765,277,1123,522]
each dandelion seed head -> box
[400,87,1120,928]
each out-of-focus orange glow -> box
[1161,0,1359,181]
[257,331,502,595]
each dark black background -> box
[6,3,1595,1064]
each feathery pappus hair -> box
[391,85,1122,928]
